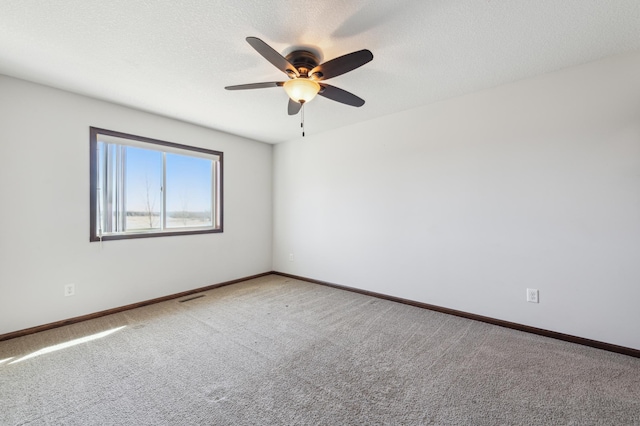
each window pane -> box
[165,153,213,229]
[124,146,163,231]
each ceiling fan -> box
[225,37,374,116]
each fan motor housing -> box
[285,50,320,77]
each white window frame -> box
[90,127,223,241]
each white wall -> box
[0,75,273,335]
[273,52,640,350]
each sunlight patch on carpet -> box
[8,326,127,365]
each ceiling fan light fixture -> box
[283,78,320,103]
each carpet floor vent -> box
[178,294,206,303]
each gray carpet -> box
[1,274,639,425]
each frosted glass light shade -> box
[283,78,320,103]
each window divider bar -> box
[162,152,167,230]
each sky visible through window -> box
[125,146,212,213]
[125,146,162,213]
[166,152,213,213]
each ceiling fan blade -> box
[318,84,365,107]
[225,82,284,90]
[288,99,302,115]
[310,49,373,81]
[246,37,299,77]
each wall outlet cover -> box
[527,288,539,303]
[64,284,75,297]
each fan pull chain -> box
[301,101,305,137]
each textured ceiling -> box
[1,0,639,143]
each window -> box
[90,127,223,241]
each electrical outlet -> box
[64,284,75,297]
[526,288,539,303]
[288,253,294,262]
